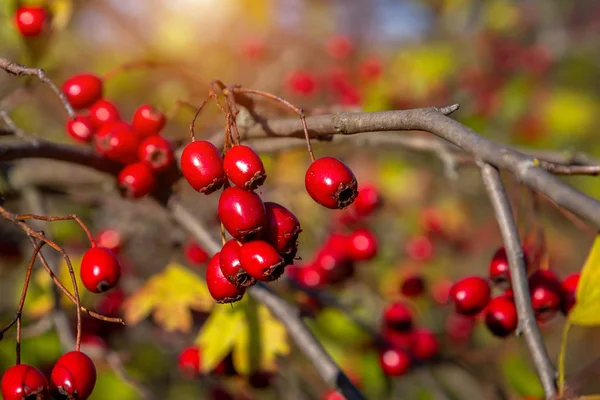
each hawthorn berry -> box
[405,235,434,262]
[313,237,355,284]
[449,276,491,316]
[50,351,97,400]
[89,99,121,127]
[561,273,580,314]
[220,239,255,288]
[95,228,122,254]
[326,35,353,60]
[1,364,49,400]
[118,162,156,198]
[305,157,358,209]
[138,135,175,173]
[379,347,411,376]
[489,247,511,287]
[347,228,378,261]
[445,313,475,344]
[218,187,267,241]
[66,115,95,143]
[131,104,166,136]
[223,145,267,190]
[178,346,201,378]
[485,295,518,337]
[180,140,226,194]
[96,288,125,317]
[264,202,302,259]
[382,328,414,350]
[359,56,383,81]
[430,278,453,305]
[401,275,426,298]
[206,252,245,303]
[292,264,327,288]
[383,303,413,332]
[322,390,346,400]
[353,184,381,217]
[95,122,140,164]
[14,6,47,37]
[528,269,562,322]
[62,74,103,110]
[286,71,317,96]
[240,240,286,281]
[183,240,210,265]
[412,328,439,361]
[80,247,121,293]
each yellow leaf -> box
[258,305,289,372]
[570,236,600,326]
[123,263,213,333]
[542,89,597,137]
[47,0,74,31]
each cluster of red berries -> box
[1,351,96,400]
[448,247,580,338]
[62,73,174,198]
[14,5,48,37]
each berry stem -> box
[15,213,96,248]
[189,95,211,142]
[558,319,572,397]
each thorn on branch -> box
[436,103,460,115]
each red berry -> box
[379,348,411,376]
[359,56,383,81]
[293,264,327,288]
[95,122,140,164]
[239,240,286,282]
[66,115,95,143]
[178,346,201,377]
[118,162,155,199]
[51,351,96,400]
[286,71,317,96]
[352,184,381,217]
[322,390,346,400]
[412,328,439,361]
[449,276,491,316]
[305,157,358,209]
[220,240,255,288]
[80,247,121,293]
[96,288,125,317]
[313,234,355,284]
[405,235,434,262]
[1,364,49,400]
[131,104,166,136]
[206,253,245,303]
[489,247,511,287]
[485,295,518,337]
[401,275,426,298]
[14,6,47,37]
[529,269,562,322]
[183,240,210,266]
[382,328,414,350]
[264,202,302,259]
[95,229,122,254]
[326,35,353,60]
[89,99,121,127]
[561,273,580,314]
[347,228,378,261]
[218,187,267,241]
[223,145,266,190]
[180,140,226,194]
[138,135,175,173]
[383,303,413,332]
[62,74,103,110]
[430,278,453,305]
[445,313,475,344]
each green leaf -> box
[570,236,600,326]
[501,354,544,398]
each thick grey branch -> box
[480,163,556,399]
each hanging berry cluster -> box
[179,82,359,303]
[62,73,175,198]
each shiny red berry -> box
[292,264,327,288]
[264,202,302,258]
[180,140,226,194]
[183,240,210,266]
[95,122,140,164]
[240,240,286,282]
[353,184,381,217]
[138,135,174,173]
[89,99,121,127]
[223,145,266,190]
[14,6,47,37]
[529,269,562,322]
[178,346,201,378]
[313,235,355,284]
[50,351,96,400]
[401,275,425,298]
[118,162,155,198]
[1,364,49,400]
[347,228,378,261]
[62,74,103,110]
[383,303,413,332]
[485,295,518,337]
[218,187,267,241]
[489,247,511,287]
[449,276,491,316]
[379,348,411,376]
[95,229,122,254]
[561,273,580,314]
[206,253,245,303]
[66,115,95,143]
[131,104,166,136]
[412,328,439,361]
[80,247,121,293]
[305,157,358,209]
[220,240,255,288]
